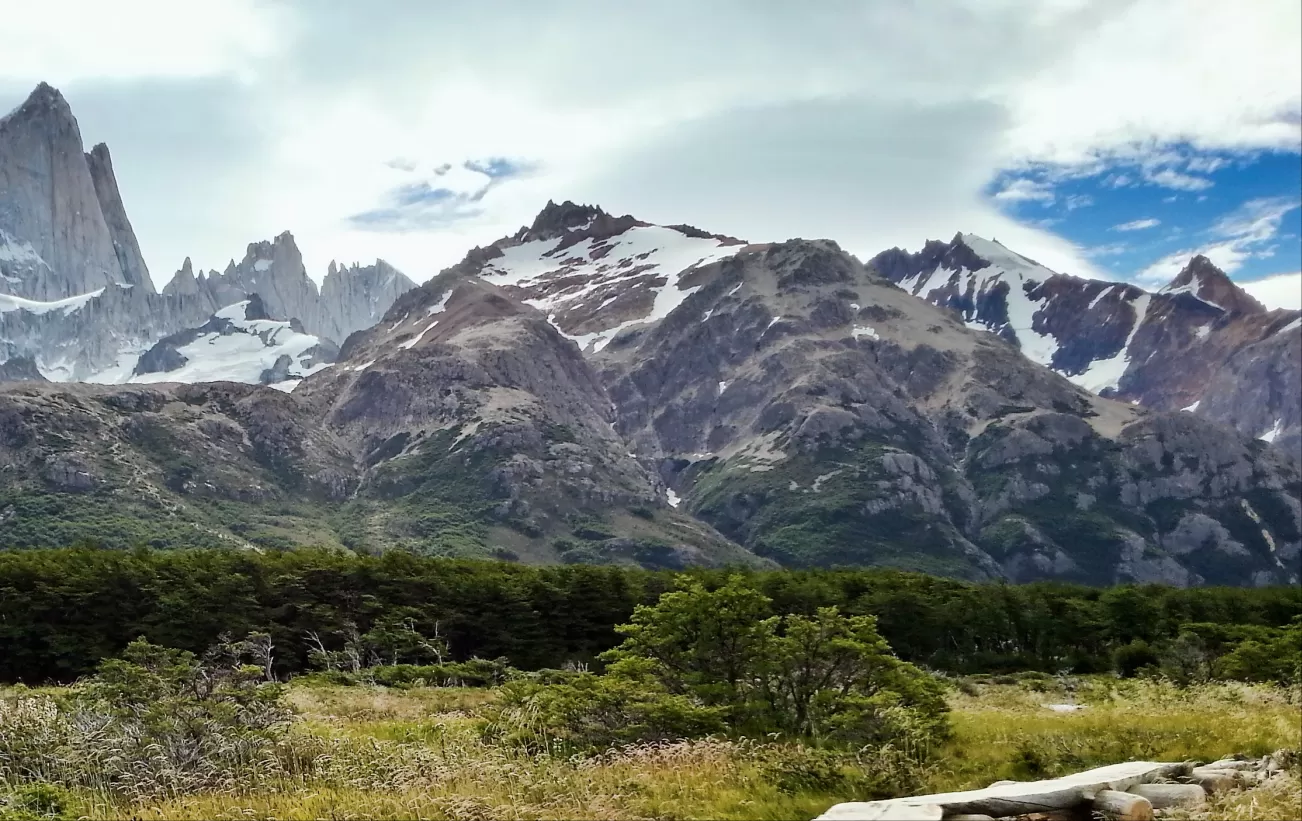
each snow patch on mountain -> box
[96,301,332,388]
[1065,294,1152,393]
[0,287,105,315]
[481,224,742,352]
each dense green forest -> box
[2,547,1298,685]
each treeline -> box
[1,546,1299,684]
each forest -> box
[2,546,1298,685]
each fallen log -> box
[1128,783,1207,809]
[1092,789,1153,821]
[814,761,1191,821]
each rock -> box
[319,259,417,345]
[0,356,47,382]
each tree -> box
[600,577,949,750]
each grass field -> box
[2,675,1298,820]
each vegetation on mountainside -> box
[1,548,1298,686]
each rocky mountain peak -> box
[1,82,156,301]
[2,82,74,128]
[527,199,611,237]
[1162,255,1265,315]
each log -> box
[1205,758,1261,771]
[1188,767,1243,794]
[813,761,1188,820]
[814,802,942,820]
[1128,783,1207,809]
[1092,790,1153,821]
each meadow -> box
[2,675,1297,821]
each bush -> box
[755,744,927,800]
[0,636,295,799]
[1113,640,1160,678]
[603,577,950,751]
[0,785,73,821]
[481,659,726,753]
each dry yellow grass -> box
[8,677,1298,821]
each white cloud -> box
[0,0,281,85]
[1,0,1297,289]
[1113,218,1161,231]
[1144,168,1214,191]
[1240,272,1302,310]
[1064,194,1095,210]
[1086,242,1131,257]
[1137,197,1301,282]
[993,178,1056,203]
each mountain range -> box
[1,82,1298,587]
[0,83,415,384]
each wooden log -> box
[814,761,1186,820]
[1092,790,1153,821]
[1128,783,1207,809]
[1188,767,1243,794]
[815,802,942,820]
[1205,758,1261,771]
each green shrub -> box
[1113,640,1160,678]
[481,660,727,753]
[0,784,73,821]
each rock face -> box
[318,259,417,345]
[0,83,150,300]
[0,83,416,386]
[871,235,1301,460]
[587,238,1299,584]
[0,356,47,382]
[290,274,761,568]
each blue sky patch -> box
[987,146,1301,286]
[347,156,536,232]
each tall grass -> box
[933,676,1301,792]
[3,678,1298,821]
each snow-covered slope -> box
[458,201,750,352]
[871,235,1302,457]
[96,299,335,392]
[0,287,106,316]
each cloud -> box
[2,0,1298,286]
[0,0,281,85]
[1113,218,1161,231]
[1143,168,1213,190]
[993,178,1056,203]
[1064,194,1094,210]
[1086,242,1131,257]
[1138,196,1301,282]
[1239,271,1302,310]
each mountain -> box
[318,259,418,346]
[2,202,1296,585]
[443,200,749,352]
[0,83,417,386]
[127,296,336,391]
[871,235,1302,460]
[0,83,153,300]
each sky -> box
[2,0,1299,307]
